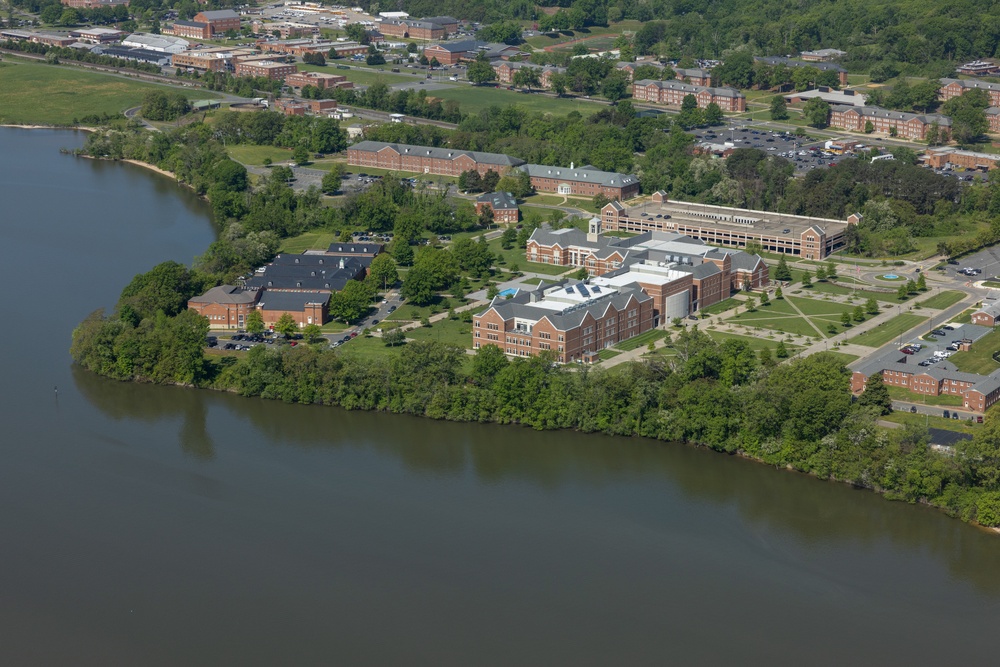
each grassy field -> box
[917,290,967,310]
[616,329,666,351]
[522,21,644,49]
[887,386,965,407]
[807,280,899,302]
[487,238,573,276]
[405,316,473,348]
[726,295,856,338]
[847,313,928,347]
[227,144,297,166]
[431,85,602,116]
[597,348,622,361]
[279,230,339,253]
[883,410,981,434]
[700,297,740,316]
[950,328,1000,375]
[702,329,802,353]
[951,308,976,325]
[0,62,217,126]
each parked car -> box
[932,329,946,336]
[910,406,918,413]
[944,410,951,418]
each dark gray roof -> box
[678,263,721,279]
[727,251,766,272]
[927,428,973,447]
[172,20,207,28]
[197,9,239,20]
[257,290,330,311]
[831,105,952,126]
[477,191,518,209]
[325,243,384,255]
[942,78,1000,92]
[493,59,565,75]
[100,46,170,63]
[190,284,259,305]
[479,284,651,332]
[350,140,525,167]
[673,66,711,78]
[428,39,486,53]
[422,16,459,25]
[633,79,743,98]
[245,254,370,292]
[521,163,638,188]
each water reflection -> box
[73,364,1000,595]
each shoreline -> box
[1,123,98,132]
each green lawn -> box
[0,61,218,126]
[847,313,928,347]
[432,85,602,117]
[702,329,802,353]
[405,316,474,349]
[726,295,855,338]
[616,329,667,351]
[488,238,574,276]
[950,328,1000,375]
[887,386,965,407]
[883,410,981,434]
[700,297,740,316]
[808,280,898,302]
[819,350,860,366]
[385,295,469,322]
[917,290,967,310]
[597,348,622,361]
[335,334,403,360]
[522,21,644,49]
[227,144,296,166]
[279,230,339,253]
[952,308,975,325]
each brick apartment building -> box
[972,301,1000,326]
[476,192,519,223]
[522,164,640,200]
[193,9,241,36]
[253,21,319,38]
[829,105,951,140]
[631,79,746,112]
[472,281,655,363]
[939,78,1000,107]
[256,290,330,328]
[600,191,855,260]
[235,61,297,80]
[853,350,1000,414]
[347,140,526,177]
[672,66,713,86]
[285,70,351,90]
[755,56,849,86]
[492,61,565,89]
[378,16,458,40]
[171,48,253,72]
[423,40,520,65]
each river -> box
[2,127,1000,665]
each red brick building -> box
[852,354,1000,414]
[522,164,640,200]
[235,61,297,80]
[631,79,746,112]
[285,70,350,91]
[193,9,241,36]
[829,105,951,140]
[924,147,1000,171]
[378,19,446,40]
[672,66,713,86]
[423,40,520,65]
[347,140,525,177]
[755,56,848,86]
[472,281,655,363]
[972,302,1000,326]
[167,21,211,40]
[476,192,519,223]
[492,61,565,89]
[939,78,1000,106]
[256,291,330,328]
[188,285,261,330]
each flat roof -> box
[591,262,689,288]
[626,199,849,237]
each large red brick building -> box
[347,140,526,177]
[492,61,566,89]
[472,281,655,363]
[234,61,297,80]
[522,164,640,200]
[378,16,458,40]
[476,192,519,224]
[188,285,261,330]
[755,56,849,86]
[167,21,211,40]
[285,71,352,91]
[924,147,1000,171]
[423,40,520,65]
[829,105,951,141]
[193,9,241,36]
[631,79,746,112]
[939,78,1000,107]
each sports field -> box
[0,61,215,126]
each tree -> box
[677,94,702,128]
[471,344,508,385]
[801,270,812,287]
[826,261,837,279]
[803,98,830,128]
[328,280,374,322]
[496,169,533,198]
[841,311,852,327]
[366,45,385,66]
[383,327,406,347]
[897,284,909,300]
[906,279,918,294]
[369,253,399,292]
[246,310,265,334]
[853,305,865,322]
[775,255,792,281]
[321,163,346,193]
[815,265,827,281]
[864,120,874,134]
[512,67,541,91]
[917,273,927,291]
[467,59,496,85]
[760,291,770,306]
[775,341,789,358]
[500,227,518,249]
[746,296,757,312]
[943,89,990,145]
[458,169,483,193]
[292,145,309,165]
[858,372,892,415]
[769,96,788,121]
[601,71,630,102]
[865,298,880,315]
[303,323,322,342]
[774,286,783,299]
[482,170,500,192]
[703,102,724,126]
[275,313,298,337]
[550,72,569,97]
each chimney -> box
[339,258,345,269]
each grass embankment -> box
[883,410,981,434]
[950,328,1000,375]
[227,145,297,166]
[0,61,216,126]
[847,313,928,347]
[887,386,965,407]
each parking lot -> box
[896,323,992,366]
[941,247,1000,281]
[692,127,848,172]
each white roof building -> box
[122,32,190,54]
